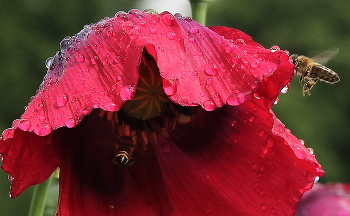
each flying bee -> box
[113,136,136,166]
[290,48,340,95]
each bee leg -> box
[302,79,318,96]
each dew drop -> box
[234,38,246,45]
[39,116,46,122]
[204,64,218,76]
[266,137,274,148]
[249,114,256,122]
[281,84,289,93]
[250,61,260,68]
[119,85,136,101]
[45,57,54,69]
[314,176,320,183]
[166,32,177,40]
[2,128,14,140]
[270,45,280,52]
[34,123,52,136]
[206,78,213,85]
[8,175,15,183]
[65,118,76,128]
[203,100,216,111]
[56,94,68,107]
[143,9,158,14]
[260,204,266,211]
[91,56,99,65]
[18,119,31,131]
[231,119,238,127]
[225,44,235,53]
[189,27,199,34]
[163,80,177,96]
[104,101,119,111]
[226,92,250,106]
[294,147,307,160]
[76,54,85,63]
[37,103,44,111]
[200,92,205,97]
[273,98,279,105]
[60,37,72,49]
[307,147,314,155]
[188,37,196,43]
[115,11,128,20]
[162,14,175,26]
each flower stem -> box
[189,0,210,26]
[28,175,53,216]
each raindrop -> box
[250,61,260,68]
[56,94,68,107]
[65,118,76,128]
[226,92,250,106]
[18,119,31,131]
[206,78,213,85]
[115,11,128,20]
[266,137,274,148]
[39,116,46,122]
[225,44,235,53]
[166,32,177,40]
[260,204,266,211]
[121,21,134,30]
[204,64,218,76]
[128,9,142,16]
[91,56,99,65]
[45,57,54,69]
[189,27,199,34]
[188,37,196,43]
[200,92,205,97]
[249,114,255,122]
[119,85,136,100]
[34,123,52,136]
[104,101,119,111]
[234,38,246,45]
[60,37,72,50]
[37,103,44,110]
[270,45,280,52]
[163,80,177,96]
[273,98,279,105]
[8,175,15,183]
[143,9,158,14]
[2,128,14,140]
[76,54,85,63]
[203,100,216,111]
[162,14,175,26]
[280,84,289,93]
[314,176,320,183]
[0,154,3,163]
[307,147,314,155]
[231,119,238,127]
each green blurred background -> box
[1,0,349,215]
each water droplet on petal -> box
[206,78,213,85]
[162,14,175,26]
[273,98,279,105]
[45,57,54,69]
[260,204,266,211]
[166,32,177,40]
[281,84,289,93]
[203,100,216,111]
[60,37,72,49]
[56,94,68,107]
[37,103,44,110]
[18,119,31,131]
[270,45,280,52]
[65,118,76,128]
[163,80,177,96]
[250,61,260,68]
[231,119,238,127]
[8,175,15,183]
[234,38,246,45]
[189,27,199,34]
[314,176,320,183]
[104,101,119,111]
[226,92,251,106]
[266,137,274,148]
[76,54,85,63]
[143,9,158,14]
[225,44,235,53]
[307,147,314,155]
[2,128,15,140]
[204,64,218,76]
[120,85,136,101]
[91,56,99,65]
[249,114,255,123]
[34,123,52,136]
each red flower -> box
[0,10,324,215]
[296,183,350,216]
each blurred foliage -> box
[0,0,349,214]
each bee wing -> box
[310,47,339,65]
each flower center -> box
[99,52,196,165]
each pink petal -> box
[296,183,350,216]
[16,10,289,136]
[0,129,59,198]
[154,98,323,215]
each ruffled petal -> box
[15,10,289,136]
[154,98,323,215]
[54,110,172,216]
[0,129,59,198]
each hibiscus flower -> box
[0,10,324,215]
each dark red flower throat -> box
[101,51,194,166]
